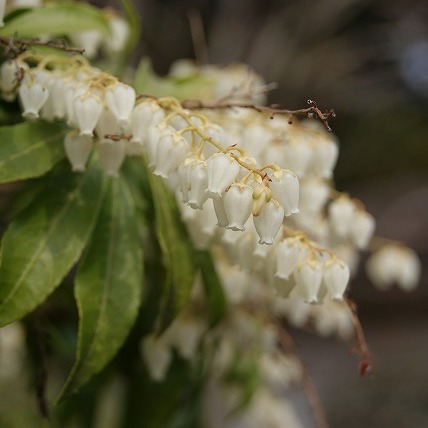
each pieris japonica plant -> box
[0,1,421,427]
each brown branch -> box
[0,35,85,58]
[181,98,336,132]
[345,298,373,376]
[277,324,330,428]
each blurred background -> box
[94,0,428,426]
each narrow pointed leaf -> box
[0,122,66,183]
[0,163,105,326]
[196,250,227,327]
[59,177,143,399]
[0,3,110,37]
[145,167,195,330]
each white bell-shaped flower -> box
[73,93,103,137]
[269,169,299,216]
[253,199,284,245]
[70,30,103,59]
[299,178,330,217]
[105,82,136,128]
[104,13,130,54]
[163,316,206,361]
[144,124,162,166]
[98,139,126,177]
[130,101,157,144]
[212,196,229,228]
[95,106,121,139]
[187,161,208,209]
[64,131,93,172]
[311,139,338,178]
[1,60,21,100]
[283,140,312,177]
[206,152,240,198]
[140,335,172,382]
[350,210,375,250]
[294,259,323,303]
[223,183,253,231]
[275,238,305,280]
[322,258,350,300]
[366,245,421,291]
[18,82,49,120]
[328,195,355,238]
[153,133,189,178]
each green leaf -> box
[145,166,196,330]
[0,121,66,183]
[0,3,110,37]
[0,162,105,327]
[196,250,227,327]
[59,176,143,399]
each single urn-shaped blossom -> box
[130,102,160,144]
[253,199,284,245]
[311,139,339,178]
[294,258,323,303]
[299,178,330,217]
[366,245,421,291]
[223,183,253,231]
[212,196,229,228]
[322,258,350,300]
[328,195,355,238]
[187,161,208,209]
[275,238,305,280]
[104,13,130,54]
[95,107,120,138]
[140,335,172,382]
[269,169,299,217]
[98,139,126,177]
[283,140,312,177]
[206,152,240,198]
[153,133,189,178]
[73,93,103,137]
[1,60,27,100]
[18,82,49,120]
[105,82,136,128]
[64,131,93,172]
[350,210,375,250]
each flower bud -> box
[322,259,350,300]
[269,169,299,216]
[212,196,229,228]
[105,82,136,128]
[253,199,284,245]
[206,152,240,198]
[252,183,271,217]
[350,210,375,250]
[73,93,103,137]
[64,131,93,172]
[153,133,189,178]
[275,238,305,280]
[187,161,208,209]
[98,139,126,177]
[294,259,323,303]
[283,140,312,177]
[328,195,355,238]
[223,183,253,231]
[18,82,49,120]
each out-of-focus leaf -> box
[0,122,66,183]
[145,166,196,330]
[196,250,227,327]
[0,162,105,327]
[0,3,110,37]
[58,176,143,399]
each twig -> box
[345,298,373,376]
[182,98,336,132]
[276,324,330,428]
[0,35,84,58]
